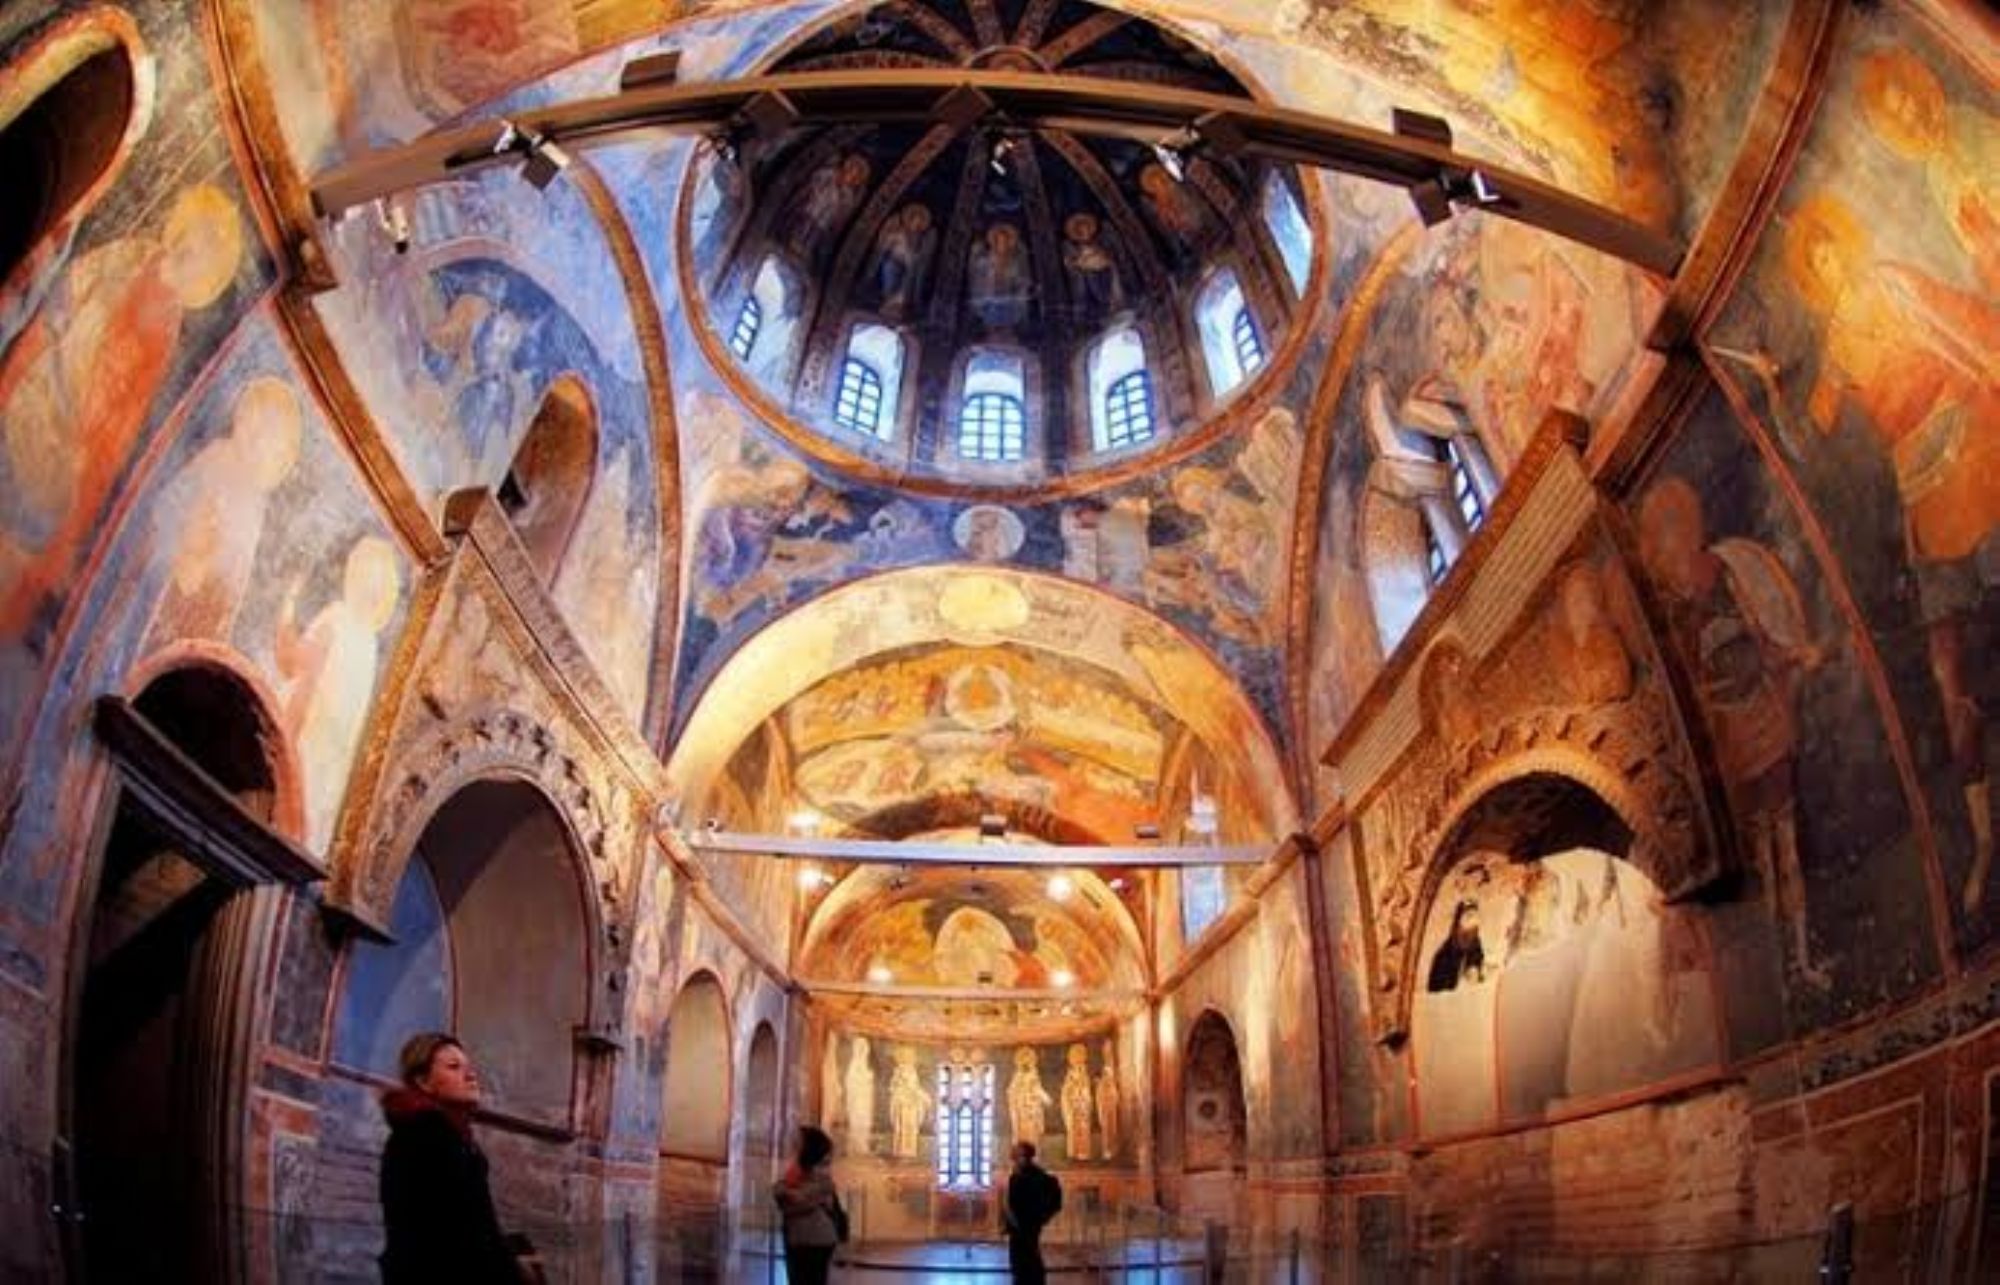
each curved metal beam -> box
[310,68,1683,275]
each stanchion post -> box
[1819,1202,1854,1285]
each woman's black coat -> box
[378,1091,520,1285]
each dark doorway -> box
[64,665,281,1284]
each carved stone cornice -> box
[1357,690,1717,1046]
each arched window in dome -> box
[1088,327,1153,451]
[734,255,802,379]
[1195,269,1262,399]
[835,323,905,440]
[1262,175,1312,296]
[958,350,1028,462]
[729,295,761,359]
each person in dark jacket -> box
[773,1125,844,1285]
[378,1032,523,1284]
[1002,1141,1063,1284]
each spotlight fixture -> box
[1108,876,1128,892]
[787,808,824,837]
[867,962,894,985]
[1051,969,1075,990]
[520,132,572,191]
[978,813,1008,840]
[797,864,832,892]
[493,118,572,191]
[374,198,411,255]
[1151,124,1200,183]
[989,134,1019,176]
[1046,873,1074,902]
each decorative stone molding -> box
[1359,688,1716,1045]
[333,704,632,1037]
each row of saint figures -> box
[837,1038,1124,1163]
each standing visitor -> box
[1003,1141,1063,1284]
[378,1033,531,1284]
[774,1125,846,1284]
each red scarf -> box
[381,1087,477,1140]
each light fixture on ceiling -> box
[867,962,894,984]
[788,808,823,837]
[989,133,1019,176]
[1051,969,1074,989]
[1046,872,1074,902]
[978,813,1008,841]
[797,863,833,892]
[373,197,411,255]
[1152,123,1200,183]
[493,119,572,191]
[1108,876,1128,892]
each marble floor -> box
[739,1238,1209,1282]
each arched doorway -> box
[331,778,591,1127]
[1181,1010,1248,1226]
[62,664,300,1284]
[732,1021,781,1273]
[658,973,733,1277]
[1409,773,1719,1138]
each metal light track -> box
[309,68,1681,275]
[686,829,1265,867]
[801,979,1145,1002]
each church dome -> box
[678,0,1324,495]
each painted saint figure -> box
[1059,1044,1093,1161]
[887,1045,929,1159]
[872,204,937,320]
[843,1035,876,1155]
[1093,1042,1121,1160]
[788,153,871,266]
[968,224,1031,332]
[142,375,304,649]
[1007,1047,1052,1145]
[1638,477,1830,987]
[275,536,402,848]
[1062,213,1122,314]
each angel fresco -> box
[1,183,244,645]
[141,377,304,650]
[275,536,403,847]
[1637,476,1829,988]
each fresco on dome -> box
[317,236,660,717]
[1411,848,1717,1137]
[1705,6,1999,956]
[670,371,1301,740]
[777,645,1171,836]
[0,311,411,975]
[1251,0,1782,233]
[1628,388,1940,1039]
[0,1,275,786]
[814,878,1116,993]
[668,568,1299,840]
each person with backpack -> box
[1002,1140,1063,1283]
[774,1125,847,1283]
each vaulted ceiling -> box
[235,0,1783,1029]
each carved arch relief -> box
[336,706,632,1036]
[1364,641,1719,1046]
